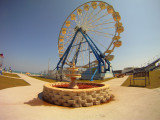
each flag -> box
[0,53,4,58]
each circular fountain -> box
[42,82,111,107]
[42,63,112,107]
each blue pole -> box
[79,30,100,62]
[61,30,79,68]
[74,42,82,64]
[90,67,98,81]
[56,30,79,69]
[79,29,102,73]
[86,34,104,65]
[86,33,112,72]
[86,34,104,58]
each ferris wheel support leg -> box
[72,41,82,65]
[105,59,111,71]
[85,34,104,65]
[86,34,104,57]
[56,30,79,70]
[86,33,113,73]
[90,67,98,81]
[79,30,103,73]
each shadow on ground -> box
[24,92,53,106]
[24,93,75,109]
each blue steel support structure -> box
[56,30,79,69]
[79,29,104,73]
[86,34,110,71]
[56,28,111,74]
[74,42,82,64]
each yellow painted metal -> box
[113,36,121,40]
[115,22,122,27]
[59,46,63,50]
[107,5,114,14]
[116,26,124,34]
[59,54,63,58]
[94,60,98,64]
[62,28,67,35]
[105,55,114,61]
[113,41,122,47]
[84,4,90,11]
[99,2,106,10]
[59,43,63,46]
[77,8,82,15]
[112,12,121,21]
[91,2,97,9]
[59,50,64,54]
[71,14,76,20]
[65,21,70,27]
[67,67,79,71]
[59,39,64,42]
[59,35,64,39]
[105,50,113,53]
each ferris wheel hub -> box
[74,26,86,34]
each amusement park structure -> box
[55,1,124,81]
[43,1,123,107]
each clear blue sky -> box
[0,0,160,73]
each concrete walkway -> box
[17,73,47,86]
[103,76,129,86]
[0,74,160,120]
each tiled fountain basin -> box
[42,82,112,107]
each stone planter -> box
[42,82,112,107]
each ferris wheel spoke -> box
[87,12,109,25]
[67,28,75,31]
[89,36,107,49]
[82,9,89,25]
[70,34,82,56]
[85,9,95,24]
[64,35,75,47]
[88,31,113,38]
[79,8,85,26]
[63,28,74,40]
[90,18,113,28]
[67,37,80,62]
[88,26,115,31]
[88,22,115,29]
[87,9,102,24]
[87,30,114,36]
[64,32,74,42]
[87,21,114,30]
[74,12,80,26]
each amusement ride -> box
[55,1,124,80]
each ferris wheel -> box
[56,1,124,74]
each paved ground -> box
[0,74,160,120]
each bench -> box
[130,71,150,87]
